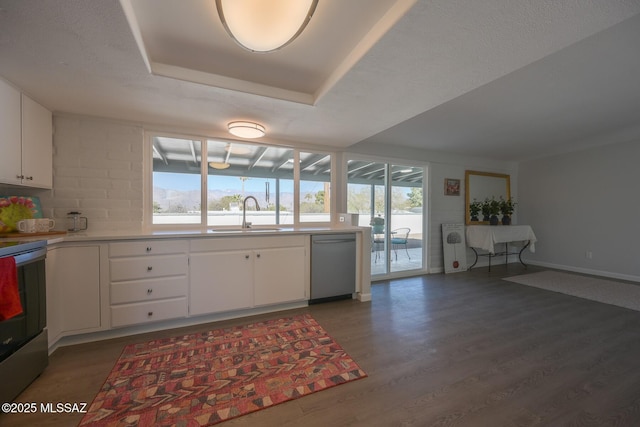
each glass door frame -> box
[344,154,428,279]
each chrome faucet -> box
[242,196,260,229]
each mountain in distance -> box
[153,187,297,212]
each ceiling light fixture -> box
[228,121,266,139]
[209,162,230,170]
[215,0,318,53]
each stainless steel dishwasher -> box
[310,233,356,303]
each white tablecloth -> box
[466,225,537,254]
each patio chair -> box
[370,216,385,259]
[390,228,411,260]
[372,223,385,263]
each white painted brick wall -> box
[38,115,144,232]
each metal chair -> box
[371,224,385,263]
[390,228,411,260]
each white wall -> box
[38,115,144,232]
[518,138,640,281]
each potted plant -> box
[469,199,482,221]
[481,199,492,222]
[488,197,501,225]
[499,196,516,225]
[370,216,384,227]
[370,215,385,233]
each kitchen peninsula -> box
[42,226,371,351]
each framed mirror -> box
[465,170,511,225]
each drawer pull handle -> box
[146,247,152,252]
[147,266,153,271]
[148,311,153,317]
[147,288,153,294]
[245,255,250,259]
[257,253,261,258]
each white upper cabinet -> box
[0,78,52,189]
[0,79,22,185]
[21,94,53,188]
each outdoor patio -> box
[371,237,423,276]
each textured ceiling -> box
[353,11,640,161]
[0,0,639,161]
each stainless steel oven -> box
[0,240,48,403]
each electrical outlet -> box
[339,216,345,222]
[586,251,593,259]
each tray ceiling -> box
[120,0,415,104]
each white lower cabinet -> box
[110,255,188,282]
[46,245,102,345]
[45,232,358,344]
[110,298,187,328]
[110,276,186,304]
[254,247,306,306]
[109,240,188,327]
[190,251,253,315]
[189,236,308,316]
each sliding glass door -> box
[347,159,425,276]
[389,164,423,273]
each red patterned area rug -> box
[80,314,367,426]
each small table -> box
[466,225,537,271]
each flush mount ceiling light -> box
[228,121,266,139]
[215,0,319,53]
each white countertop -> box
[5,225,367,244]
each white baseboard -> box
[527,260,640,283]
[357,293,372,302]
[50,301,309,352]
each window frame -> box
[144,131,335,231]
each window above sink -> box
[147,133,333,229]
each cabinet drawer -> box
[110,276,187,304]
[110,255,188,282]
[109,240,188,257]
[111,297,187,328]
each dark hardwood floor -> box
[4,265,640,426]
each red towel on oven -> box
[0,256,23,321]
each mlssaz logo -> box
[40,402,88,413]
